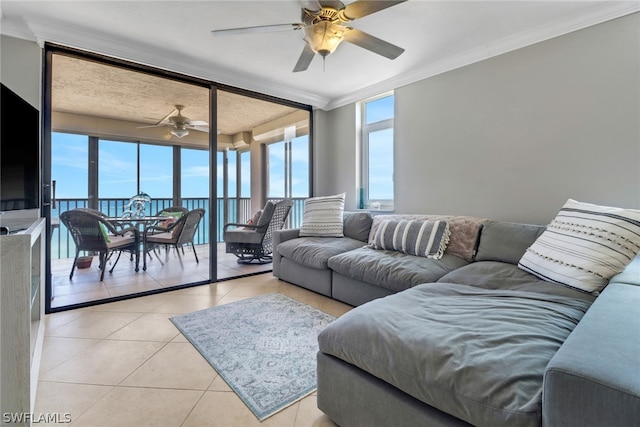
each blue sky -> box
[52,133,305,200]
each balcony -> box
[50,197,306,308]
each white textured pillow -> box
[518,199,640,294]
[299,193,345,237]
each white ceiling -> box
[1,1,638,110]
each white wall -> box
[317,13,640,224]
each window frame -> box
[359,92,395,211]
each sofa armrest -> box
[272,228,300,278]
[543,281,640,427]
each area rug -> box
[170,293,336,421]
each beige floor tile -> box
[39,337,100,375]
[40,340,164,385]
[46,311,144,339]
[121,342,216,390]
[44,309,88,331]
[181,390,297,427]
[82,293,170,313]
[34,381,112,424]
[70,387,203,427]
[107,313,180,342]
[207,374,232,392]
[149,294,222,314]
[36,273,345,426]
[294,395,339,427]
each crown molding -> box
[9,2,638,112]
[24,17,330,108]
[323,2,640,111]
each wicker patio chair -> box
[142,208,205,270]
[224,199,293,264]
[60,208,140,281]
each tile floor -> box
[51,244,273,308]
[36,273,351,426]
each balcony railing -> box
[51,197,306,260]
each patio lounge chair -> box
[224,199,293,264]
[143,208,205,270]
[60,208,140,281]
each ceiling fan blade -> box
[187,120,209,126]
[293,44,316,72]
[319,0,345,10]
[342,0,407,20]
[189,126,210,133]
[301,0,322,12]
[212,23,303,36]
[137,124,167,129]
[344,28,404,60]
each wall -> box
[317,13,640,224]
[313,105,358,208]
[1,35,43,221]
[1,35,41,108]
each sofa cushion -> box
[368,215,485,261]
[475,221,546,264]
[299,193,345,237]
[318,283,593,427]
[328,246,468,292]
[438,262,596,303]
[519,199,640,294]
[343,211,372,242]
[371,219,450,259]
[276,236,365,270]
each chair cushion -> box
[107,235,136,249]
[224,229,264,245]
[145,232,174,244]
[277,236,365,270]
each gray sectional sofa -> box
[273,212,640,427]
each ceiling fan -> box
[138,105,209,138]
[211,0,407,72]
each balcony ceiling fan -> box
[211,0,407,72]
[138,105,209,138]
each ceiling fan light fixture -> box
[304,21,345,57]
[171,126,189,138]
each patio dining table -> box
[107,216,167,271]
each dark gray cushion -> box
[319,283,593,427]
[475,221,545,264]
[276,236,365,270]
[343,211,372,242]
[328,247,468,292]
[438,262,596,303]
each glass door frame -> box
[43,44,216,313]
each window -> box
[267,130,309,199]
[360,93,394,210]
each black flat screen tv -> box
[1,83,40,211]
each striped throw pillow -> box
[518,199,640,294]
[372,219,451,259]
[299,193,345,237]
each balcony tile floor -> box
[36,273,352,426]
[51,244,272,309]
